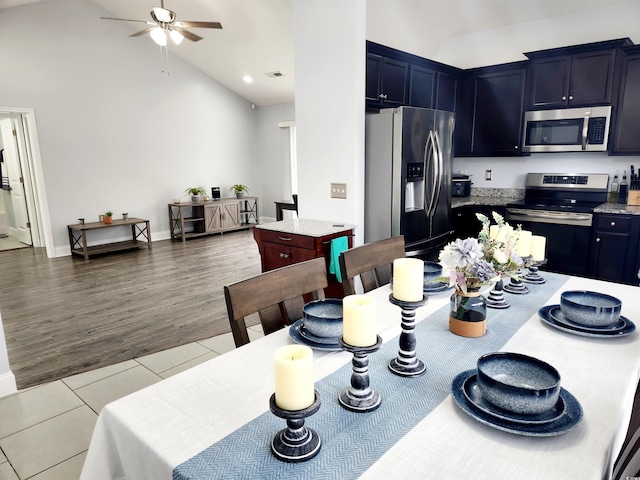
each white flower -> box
[493,249,509,264]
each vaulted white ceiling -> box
[1,0,635,106]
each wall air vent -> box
[265,71,284,78]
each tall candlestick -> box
[342,295,377,347]
[531,235,546,262]
[516,230,532,257]
[274,345,314,411]
[392,258,424,302]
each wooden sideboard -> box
[168,197,258,242]
[253,219,355,298]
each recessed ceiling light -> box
[243,75,253,83]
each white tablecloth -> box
[81,276,640,480]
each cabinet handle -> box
[278,236,292,241]
[611,221,616,227]
[280,253,290,259]
[596,238,601,242]
[379,93,387,99]
[569,95,574,101]
[562,95,567,101]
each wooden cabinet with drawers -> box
[589,213,640,284]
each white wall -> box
[0,0,258,254]
[293,0,366,242]
[0,310,17,397]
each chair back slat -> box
[339,236,406,295]
[225,257,328,347]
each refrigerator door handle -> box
[433,130,444,216]
[424,130,437,216]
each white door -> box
[0,119,32,245]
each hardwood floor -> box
[0,229,263,389]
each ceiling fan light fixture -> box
[150,27,167,46]
[169,29,184,45]
[152,7,174,23]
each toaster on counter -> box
[452,174,472,197]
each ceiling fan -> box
[101,0,222,46]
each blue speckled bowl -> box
[476,352,561,415]
[560,290,622,327]
[423,261,443,283]
[302,299,343,338]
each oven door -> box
[506,208,592,277]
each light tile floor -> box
[0,325,264,480]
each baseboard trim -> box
[0,371,17,398]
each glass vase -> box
[449,287,487,337]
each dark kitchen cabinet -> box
[589,213,640,285]
[435,72,458,112]
[409,64,436,108]
[452,205,506,240]
[455,62,527,157]
[525,38,632,109]
[366,53,409,109]
[611,46,640,154]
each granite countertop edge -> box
[255,218,357,237]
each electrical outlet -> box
[485,170,492,181]
[331,183,347,199]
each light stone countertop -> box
[451,188,524,208]
[255,218,356,237]
[594,203,640,215]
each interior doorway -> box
[0,108,54,257]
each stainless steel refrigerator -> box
[365,106,454,259]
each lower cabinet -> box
[589,213,640,284]
[452,205,506,240]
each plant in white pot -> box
[229,184,249,198]
[185,187,207,203]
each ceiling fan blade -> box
[174,21,222,29]
[173,27,203,42]
[129,27,155,38]
[101,16,149,24]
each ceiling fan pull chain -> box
[159,44,170,75]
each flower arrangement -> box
[439,211,524,294]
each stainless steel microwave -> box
[522,106,612,153]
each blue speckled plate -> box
[452,370,583,437]
[289,319,341,351]
[549,305,626,332]
[462,373,565,425]
[539,305,636,338]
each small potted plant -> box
[229,184,249,198]
[104,211,113,224]
[185,187,207,203]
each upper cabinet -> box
[366,53,409,108]
[525,38,632,109]
[366,41,461,113]
[455,62,528,157]
[611,45,640,154]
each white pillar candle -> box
[489,225,499,240]
[496,224,513,243]
[273,345,315,411]
[530,235,546,262]
[392,258,424,302]
[516,230,532,257]
[342,295,377,347]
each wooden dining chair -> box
[339,235,406,295]
[613,378,640,479]
[224,257,328,347]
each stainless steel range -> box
[506,173,609,277]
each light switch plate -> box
[331,183,347,199]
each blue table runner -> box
[174,273,568,480]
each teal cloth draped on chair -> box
[329,236,349,282]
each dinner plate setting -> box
[538,305,636,338]
[451,369,583,436]
[289,320,342,351]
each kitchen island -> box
[253,218,355,298]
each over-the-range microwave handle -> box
[581,111,590,151]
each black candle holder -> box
[269,391,322,463]
[388,293,427,377]
[486,277,510,309]
[502,268,530,295]
[338,335,383,412]
[521,258,547,284]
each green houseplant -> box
[229,184,249,198]
[104,211,113,224]
[185,187,207,203]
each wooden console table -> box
[67,218,152,260]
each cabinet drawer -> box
[595,215,631,233]
[257,229,316,249]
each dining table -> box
[80,271,640,480]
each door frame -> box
[0,107,54,258]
